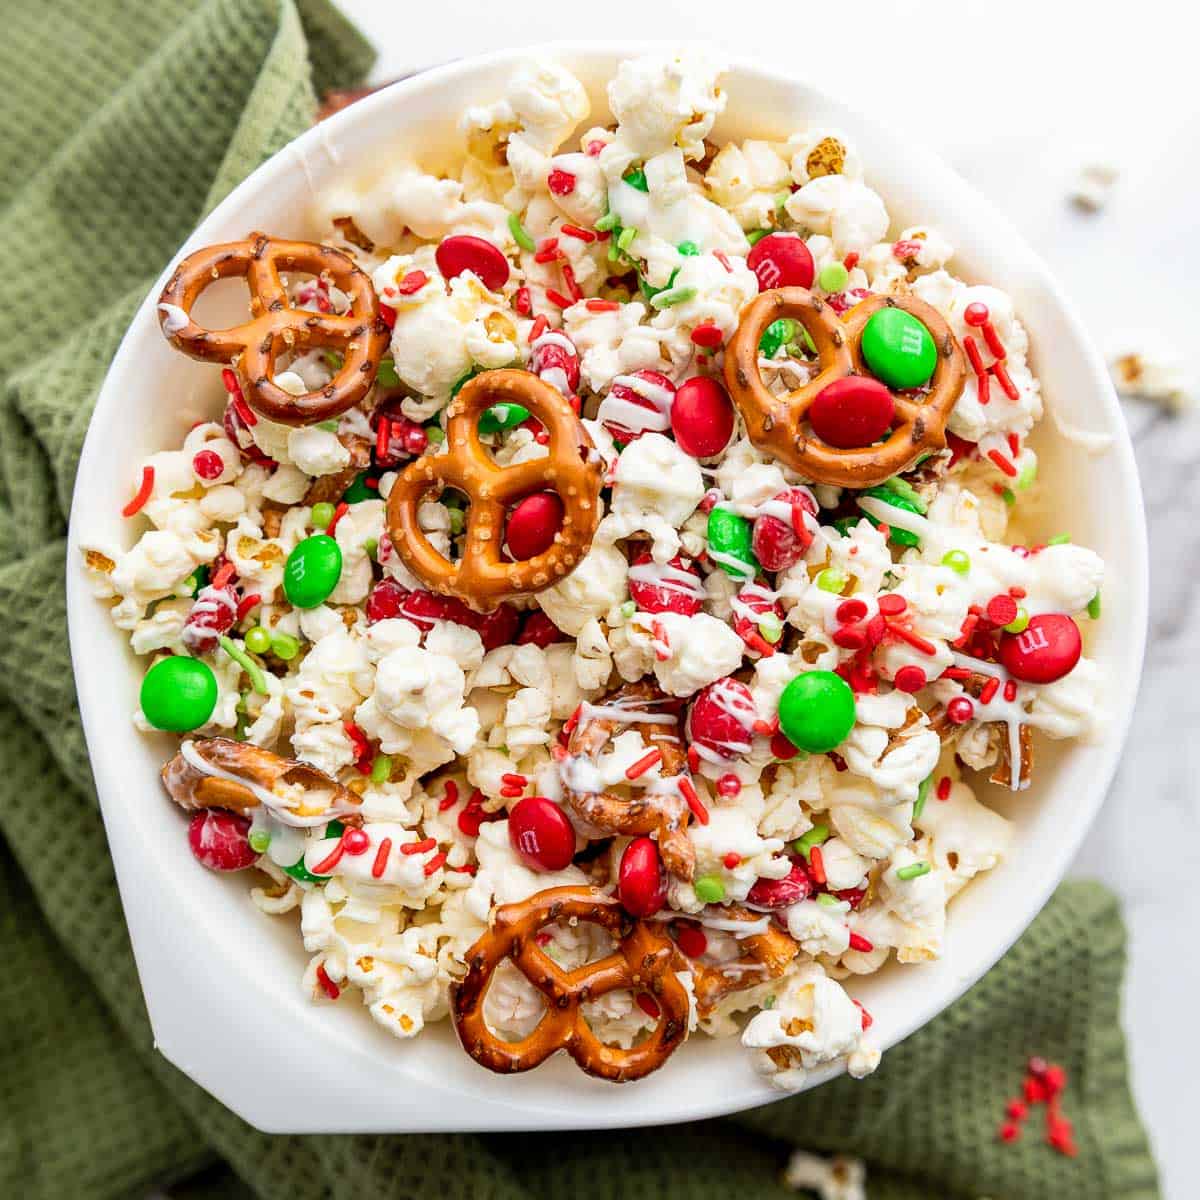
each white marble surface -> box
[323,6,1195,1194]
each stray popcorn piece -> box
[1068,161,1120,212]
[783,1150,867,1200]
[1108,338,1192,411]
[93,47,1108,1087]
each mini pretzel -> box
[928,673,1033,791]
[157,232,389,425]
[672,908,799,1016]
[387,369,603,611]
[725,288,966,488]
[452,885,690,1081]
[161,737,363,826]
[564,681,694,880]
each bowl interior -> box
[66,43,1146,1132]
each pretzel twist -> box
[725,288,966,488]
[564,681,694,880]
[452,885,690,1081]
[157,233,389,425]
[387,369,604,611]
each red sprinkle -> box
[690,322,724,349]
[424,852,448,876]
[586,298,620,311]
[852,998,873,1029]
[964,335,986,376]
[561,263,583,302]
[1006,1099,1029,1121]
[713,249,733,273]
[674,922,707,958]
[979,675,1001,705]
[514,286,532,316]
[723,852,742,869]
[625,749,663,780]
[122,465,155,518]
[545,288,574,309]
[877,593,907,616]
[315,964,340,1000]
[561,224,596,243]
[937,775,952,801]
[716,774,742,798]
[848,931,874,953]
[887,621,939,656]
[547,168,576,195]
[211,562,236,589]
[987,449,1018,477]
[396,270,428,295]
[993,361,1020,401]
[326,501,349,535]
[379,303,397,329]
[450,863,477,875]
[987,593,1019,626]
[999,1123,1022,1143]
[679,777,709,825]
[528,314,549,343]
[375,415,390,460]
[311,838,347,876]
[501,772,527,788]
[893,665,927,693]
[977,368,991,405]
[234,593,261,621]
[982,320,1006,360]
[438,781,459,811]
[808,845,827,885]
[1008,432,1021,458]
[371,837,392,878]
[843,252,859,270]
[401,838,437,855]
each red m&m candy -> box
[505,492,563,560]
[671,376,734,458]
[752,487,816,571]
[747,233,815,291]
[998,613,1082,684]
[809,377,895,448]
[618,836,667,917]
[474,603,521,651]
[434,235,510,291]
[746,862,812,909]
[508,796,576,871]
[601,369,676,442]
[517,610,568,647]
[187,810,258,872]
[629,551,704,616]
[687,678,758,758]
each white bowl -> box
[66,43,1147,1133]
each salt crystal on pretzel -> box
[725,287,966,488]
[386,368,604,611]
[157,233,389,425]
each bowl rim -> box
[66,39,1148,1132]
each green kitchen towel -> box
[0,2,1160,1197]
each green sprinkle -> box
[323,350,344,372]
[746,229,771,245]
[342,473,374,504]
[508,211,536,252]
[248,829,271,854]
[623,166,649,192]
[617,226,639,253]
[896,861,932,881]
[759,613,783,644]
[763,994,776,1009]
[218,635,269,696]
[1004,606,1030,634]
[793,825,830,859]
[1087,591,1102,620]
[650,285,697,310]
[479,402,531,435]
[425,425,445,445]
[594,210,621,232]
[363,537,378,560]
[816,893,841,909]
[1017,460,1038,490]
[620,600,636,619]
[676,240,700,256]
[370,754,393,785]
[816,568,846,594]
[694,875,726,903]
[607,240,622,263]
[311,501,335,530]
[774,191,791,210]
[449,508,465,535]
[376,358,400,387]
[941,549,970,575]
[442,491,464,510]
[759,318,796,359]
[317,419,340,432]
[1000,487,1016,507]
[883,476,927,513]
[860,486,922,547]
[244,626,272,655]
[818,262,849,292]
[1048,533,1072,546]
[914,774,932,822]
[271,633,300,661]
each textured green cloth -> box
[0,2,1161,1197]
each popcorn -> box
[96,50,1109,1082]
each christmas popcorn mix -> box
[82,51,1106,1088]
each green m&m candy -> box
[777,669,856,753]
[140,655,218,732]
[283,534,342,609]
[861,307,937,389]
[707,506,758,581]
[478,402,530,435]
[858,486,922,548]
[342,472,374,504]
